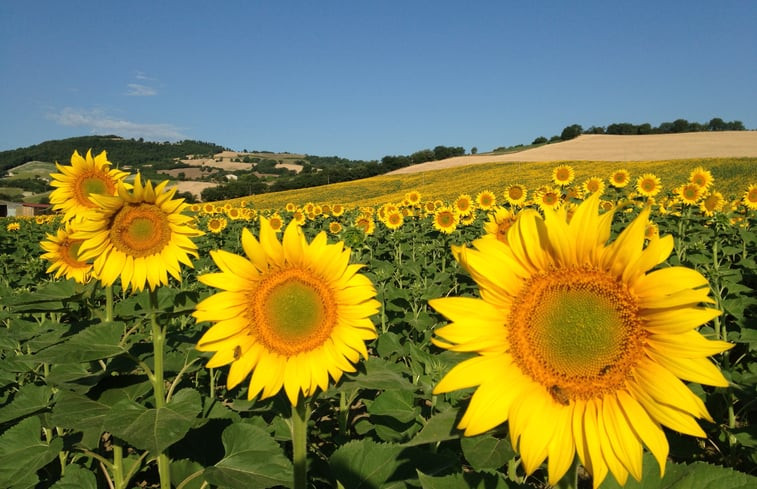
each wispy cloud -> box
[48,107,186,141]
[126,83,157,96]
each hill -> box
[387,131,757,175]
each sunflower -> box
[49,149,130,222]
[328,221,343,234]
[433,206,459,234]
[194,218,380,404]
[742,184,757,211]
[331,204,345,217]
[293,210,307,225]
[689,166,714,190]
[225,207,243,220]
[72,174,203,292]
[424,201,437,214]
[207,217,228,234]
[405,190,422,206]
[40,223,93,283]
[476,190,497,210]
[582,177,605,196]
[6,221,20,232]
[676,183,703,205]
[483,207,516,244]
[202,203,216,214]
[504,184,528,206]
[700,191,724,217]
[454,194,474,216]
[285,202,297,213]
[610,169,631,188]
[537,187,561,211]
[268,213,285,232]
[354,215,375,235]
[430,193,732,487]
[384,210,404,230]
[552,165,575,186]
[636,174,662,198]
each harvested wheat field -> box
[388,131,757,174]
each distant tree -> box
[637,123,652,135]
[549,135,562,143]
[560,124,583,140]
[708,118,727,131]
[584,126,605,134]
[671,119,690,133]
[726,120,745,130]
[532,136,548,145]
[470,147,478,154]
[411,149,434,164]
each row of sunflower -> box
[0,151,755,489]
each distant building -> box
[0,201,51,217]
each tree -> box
[532,136,548,145]
[470,147,478,155]
[560,124,583,141]
[708,118,727,131]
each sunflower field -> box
[0,151,756,489]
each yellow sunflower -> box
[504,184,528,206]
[454,194,474,216]
[430,193,732,487]
[742,184,757,211]
[405,190,422,206]
[331,204,345,217]
[636,174,662,198]
[476,190,497,210]
[268,213,285,232]
[40,223,93,283]
[676,183,703,205]
[194,218,380,405]
[202,203,216,214]
[285,202,297,213]
[72,174,203,292]
[354,215,375,235]
[433,206,459,234]
[384,210,404,230]
[689,166,714,190]
[537,187,561,211]
[293,210,307,225]
[207,217,228,234]
[328,221,343,234]
[609,169,631,188]
[49,149,130,222]
[700,191,724,217]
[483,207,516,244]
[552,165,575,187]
[582,177,605,196]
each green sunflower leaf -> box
[0,383,53,424]
[202,423,293,489]
[417,469,522,488]
[460,434,515,471]
[32,321,127,363]
[103,388,201,455]
[50,391,110,449]
[49,464,97,489]
[330,439,458,489]
[404,408,461,446]
[0,416,63,489]
[600,452,757,489]
[368,389,419,423]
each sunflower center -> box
[509,187,523,200]
[508,267,646,403]
[64,240,88,267]
[110,203,172,257]
[250,268,337,356]
[75,173,115,207]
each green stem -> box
[149,289,171,489]
[291,398,311,489]
[105,285,126,489]
[556,457,580,489]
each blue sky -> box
[2,1,755,161]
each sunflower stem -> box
[556,458,580,489]
[291,397,311,489]
[149,289,171,489]
[105,285,126,489]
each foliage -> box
[1,158,756,488]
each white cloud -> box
[126,83,157,96]
[48,107,186,141]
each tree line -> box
[535,117,746,144]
